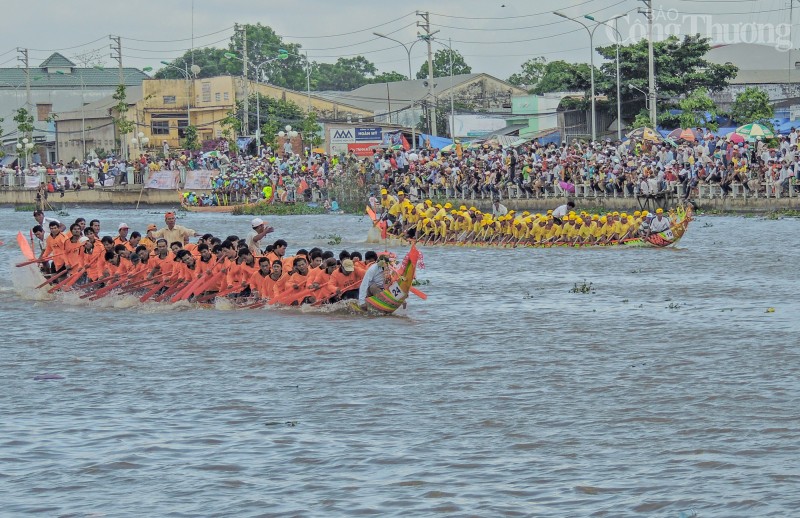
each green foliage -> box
[372,71,407,83]
[313,56,376,90]
[220,102,243,140]
[250,94,304,136]
[530,60,594,95]
[596,34,737,118]
[183,125,200,151]
[300,111,323,147]
[232,23,307,90]
[14,107,34,137]
[677,89,719,131]
[112,84,134,136]
[154,48,234,79]
[232,202,327,216]
[730,87,774,127]
[507,56,547,89]
[416,48,471,79]
[631,111,653,129]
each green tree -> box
[112,85,134,152]
[371,71,408,83]
[507,56,547,89]
[312,56,378,91]
[183,125,200,151]
[155,24,309,90]
[13,107,34,138]
[220,102,243,141]
[154,48,234,79]
[530,60,594,95]
[231,23,307,90]
[416,48,471,79]
[250,94,304,135]
[730,87,774,127]
[300,111,323,148]
[596,34,737,121]
[676,89,719,131]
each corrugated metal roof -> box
[317,73,525,113]
[0,66,148,88]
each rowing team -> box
[32,221,397,307]
[385,200,677,246]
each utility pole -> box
[110,35,123,84]
[241,24,250,136]
[17,47,30,107]
[417,11,437,137]
[640,0,657,127]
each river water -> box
[1,207,798,517]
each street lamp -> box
[586,14,626,140]
[17,138,34,169]
[225,49,289,153]
[159,61,199,131]
[372,32,423,81]
[553,11,625,141]
[430,37,456,139]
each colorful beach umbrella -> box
[734,123,775,141]
[666,128,701,142]
[626,127,662,143]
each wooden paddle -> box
[35,268,69,289]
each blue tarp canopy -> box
[236,136,254,150]
[417,133,453,150]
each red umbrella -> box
[727,133,745,144]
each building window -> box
[163,95,176,104]
[177,119,189,138]
[202,82,211,103]
[223,92,229,101]
[215,92,221,102]
[151,120,170,135]
[37,103,53,121]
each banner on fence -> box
[24,175,40,189]
[145,170,180,190]
[184,169,215,190]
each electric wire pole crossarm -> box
[224,49,288,153]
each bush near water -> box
[231,202,328,216]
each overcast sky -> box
[2,0,795,81]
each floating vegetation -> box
[702,222,714,228]
[629,269,642,274]
[667,303,681,310]
[766,307,776,313]
[14,204,37,212]
[313,233,342,246]
[622,299,629,303]
[569,280,595,294]
[412,279,430,286]
[233,203,327,216]
[522,291,535,300]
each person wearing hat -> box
[153,212,200,247]
[647,208,671,235]
[139,224,159,251]
[246,217,274,255]
[113,223,130,247]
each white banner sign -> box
[184,169,214,190]
[145,170,180,190]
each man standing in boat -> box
[358,252,390,310]
[552,200,575,225]
[647,208,671,235]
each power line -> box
[124,26,236,43]
[428,0,596,20]
[280,12,416,38]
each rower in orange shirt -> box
[41,220,68,272]
[249,258,283,300]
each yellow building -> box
[133,76,372,151]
